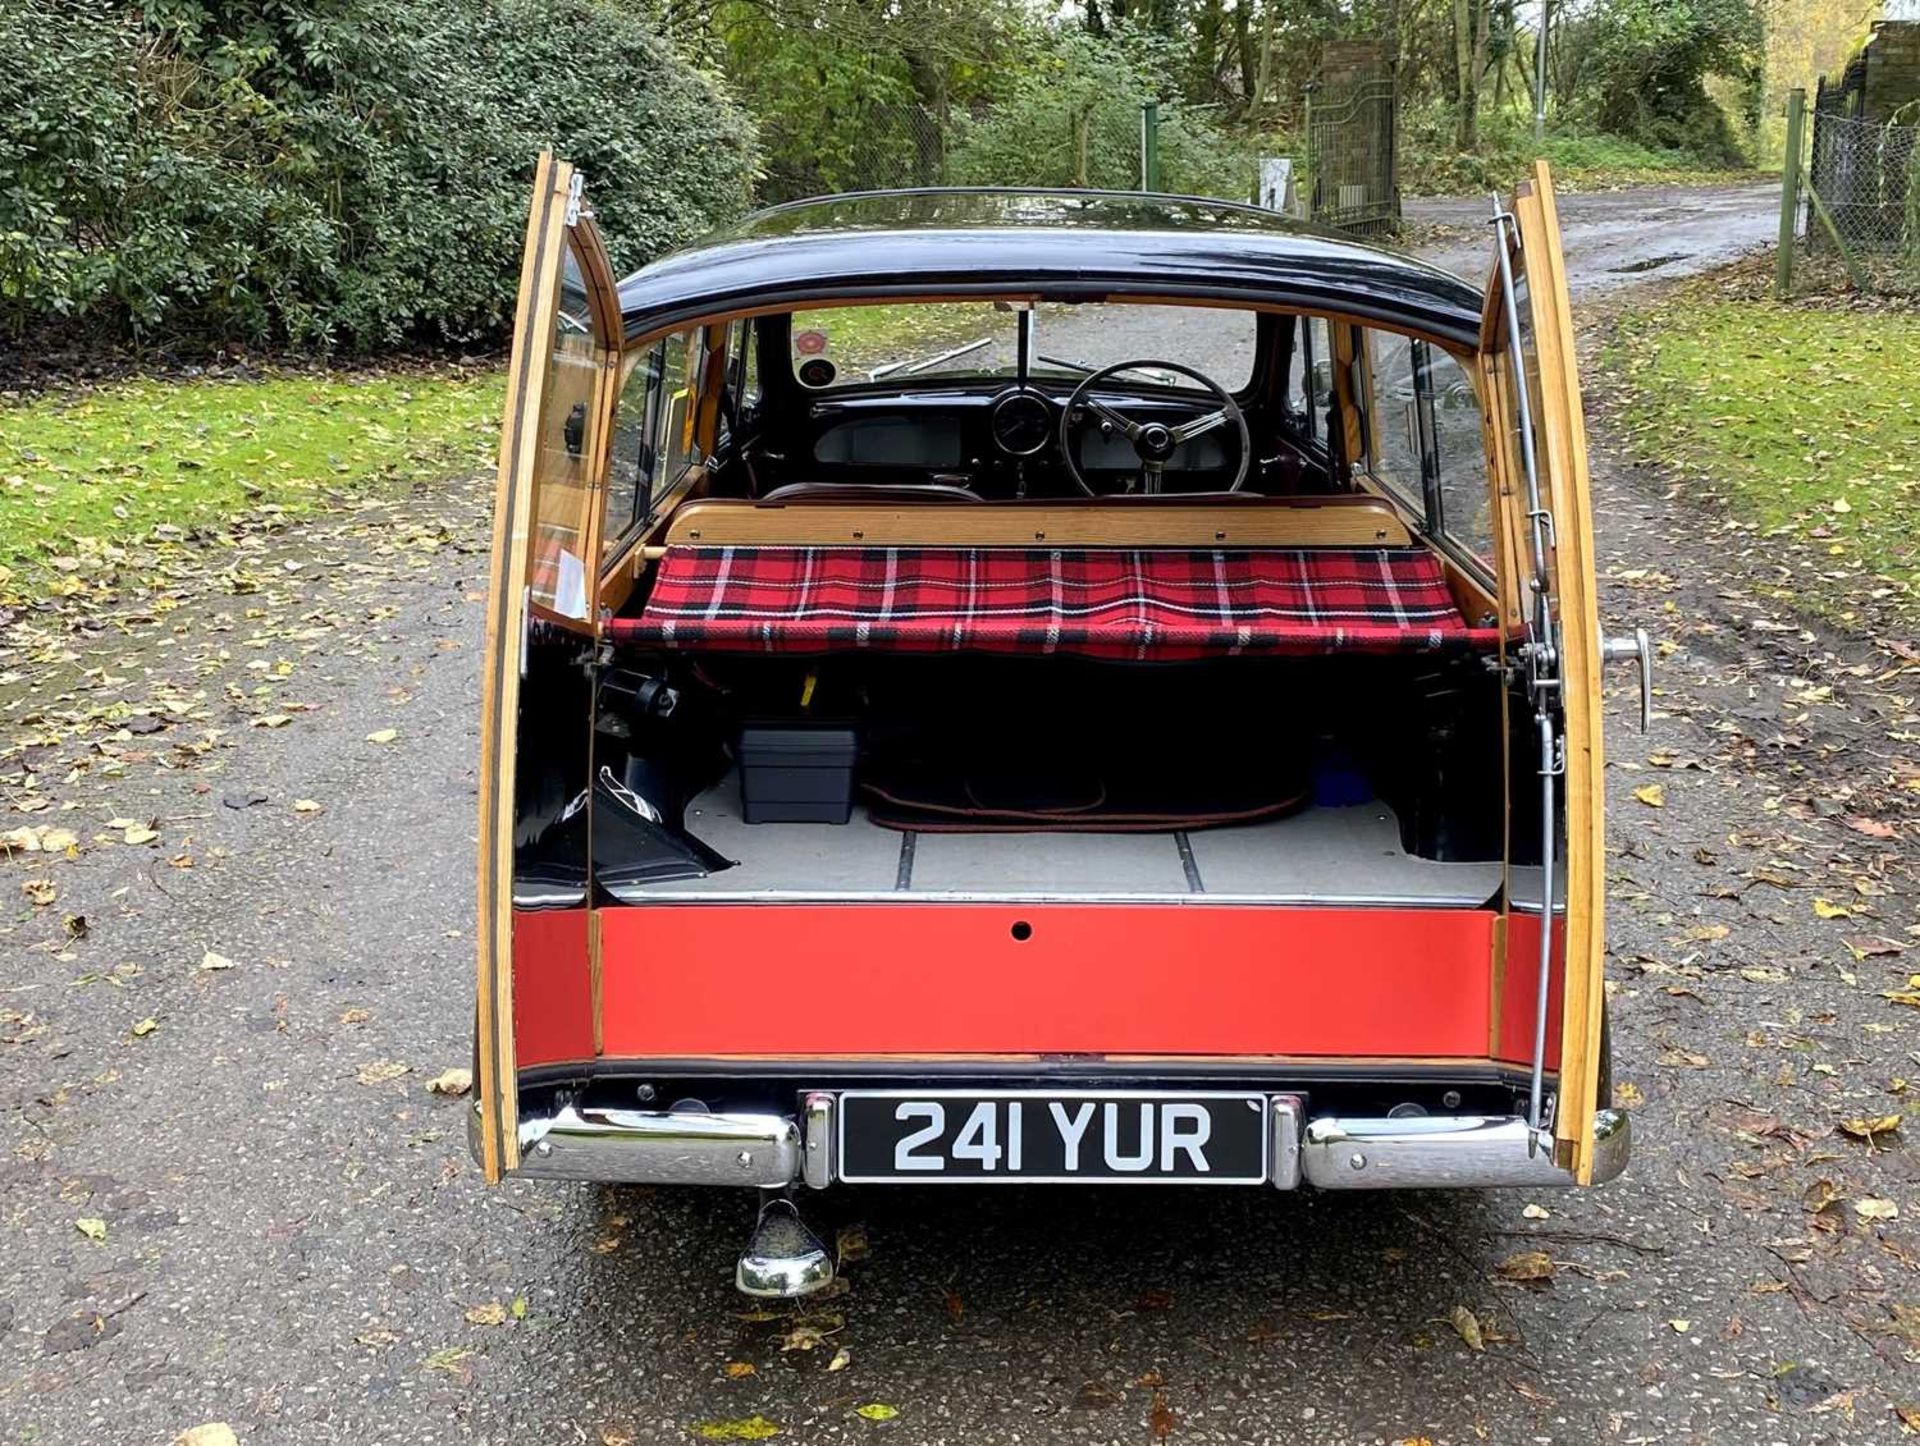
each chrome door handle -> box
[1601,627,1653,731]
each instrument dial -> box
[990,389,1053,457]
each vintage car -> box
[472,156,1647,1296]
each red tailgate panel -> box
[512,907,593,1068]
[1495,912,1566,1069]
[596,904,1496,1059]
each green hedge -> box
[0,0,759,353]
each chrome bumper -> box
[512,1104,801,1186]
[1300,1109,1632,1189]
[493,1097,1629,1191]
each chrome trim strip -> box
[1269,1095,1303,1190]
[606,888,1498,908]
[1301,1109,1630,1190]
[513,1104,801,1186]
[802,1092,835,1190]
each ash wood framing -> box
[1513,163,1608,1183]
[658,498,1415,550]
[476,152,577,1181]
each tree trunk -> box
[1234,0,1258,112]
[1251,0,1277,119]
[1453,0,1489,152]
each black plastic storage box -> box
[738,725,858,824]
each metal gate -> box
[1303,66,1399,236]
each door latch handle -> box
[1601,627,1653,731]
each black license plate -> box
[835,1091,1269,1184]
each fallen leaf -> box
[426,1068,473,1097]
[1613,1081,1645,1109]
[693,1418,780,1441]
[22,878,55,906]
[252,714,292,729]
[511,1295,527,1319]
[723,1361,757,1379]
[292,798,324,814]
[1803,1177,1842,1215]
[366,728,399,744]
[423,1346,474,1374]
[1838,1115,1901,1143]
[123,824,158,846]
[853,1404,898,1422]
[1448,1304,1485,1351]
[357,1060,410,1085]
[198,950,236,972]
[1896,1403,1920,1434]
[1846,816,1898,840]
[1494,1250,1556,1282]
[464,1302,508,1326]
[1633,783,1667,808]
[1148,1392,1177,1439]
[778,1312,844,1352]
[131,1016,158,1038]
[172,1428,239,1446]
[1812,897,1852,920]
[74,1217,107,1241]
[826,1347,851,1373]
[1854,1197,1900,1221]
[1521,1203,1551,1220]
[1844,936,1906,959]
[835,1222,869,1265]
[1669,1319,1692,1333]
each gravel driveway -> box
[3,182,1916,1445]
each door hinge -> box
[564,171,585,227]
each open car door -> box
[1481,160,1621,1183]
[475,153,622,1181]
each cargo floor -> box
[617,773,1504,905]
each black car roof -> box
[612,188,1487,350]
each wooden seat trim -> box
[659,498,1414,550]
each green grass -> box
[0,365,504,600]
[790,302,1003,375]
[1610,295,1920,621]
[1403,127,1768,198]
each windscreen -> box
[788,301,1258,393]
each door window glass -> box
[528,243,598,619]
[658,330,703,482]
[605,343,663,553]
[727,318,761,413]
[1428,349,1494,565]
[1285,314,1334,448]
[1366,329,1423,515]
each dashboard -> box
[766,384,1241,499]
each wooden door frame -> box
[1481,160,1607,1181]
[475,153,624,1181]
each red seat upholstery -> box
[609,545,1498,661]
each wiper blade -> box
[868,336,994,381]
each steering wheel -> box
[1059,360,1251,497]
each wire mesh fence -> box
[1786,105,1920,295]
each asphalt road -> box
[1408,181,1784,293]
[4,181,1917,1445]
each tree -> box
[1452,0,1492,151]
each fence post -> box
[1301,82,1317,221]
[1777,87,1806,300]
[1141,101,1161,192]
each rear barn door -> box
[475,153,621,1181]
[1481,161,1608,1181]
